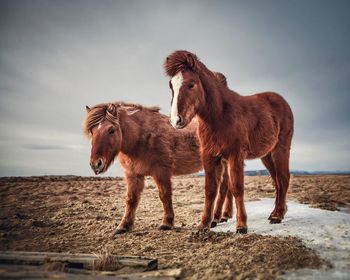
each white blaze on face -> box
[170,72,184,127]
[97,122,102,130]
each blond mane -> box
[83,102,160,136]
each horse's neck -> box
[119,113,140,155]
[198,81,239,128]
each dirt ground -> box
[1,174,349,279]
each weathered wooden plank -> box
[0,264,181,280]
[0,264,115,279]
[117,268,183,279]
[0,251,157,271]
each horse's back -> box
[255,91,294,143]
[239,92,293,157]
[121,111,202,177]
[249,92,293,127]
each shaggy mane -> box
[118,102,160,113]
[83,102,160,136]
[164,50,201,77]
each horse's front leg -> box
[212,163,229,227]
[115,173,145,234]
[228,155,247,234]
[153,174,174,230]
[198,155,223,230]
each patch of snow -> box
[212,199,350,279]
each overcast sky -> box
[0,0,349,177]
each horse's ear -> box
[86,106,91,112]
[214,72,228,87]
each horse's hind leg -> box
[221,189,233,223]
[212,164,229,228]
[270,145,291,223]
[261,153,278,220]
[153,174,174,230]
[116,173,145,234]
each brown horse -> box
[83,102,231,233]
[164,50,294,233]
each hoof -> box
[270,218,282,224]
[114,228,128,235]
[219,218,228,223]
[236,227,248,234]
[197,222,210,231]
[268,214,272,220]
[210,221,217,228]
[159,225,173,231]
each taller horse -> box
[164,50,294,233]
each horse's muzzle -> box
[173,115,185,129]
[90,158,104,175]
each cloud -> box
[22,144,86,151]
[23,144,66,150]
[0,0,349,176]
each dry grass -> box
[0,175,347,279]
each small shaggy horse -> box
[164,50,294,233]
[83,102,231,233]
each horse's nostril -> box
[176,116,183,126]
[97,159,103,169]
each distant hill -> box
[245,169,350,176]
[197,170,350,177]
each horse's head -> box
[84,103,122,175]
[168,70,205,129]
[165,50,228,129]
[164,51,205,129]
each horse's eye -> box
[109,128,115,134]
[188,83,194,89]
